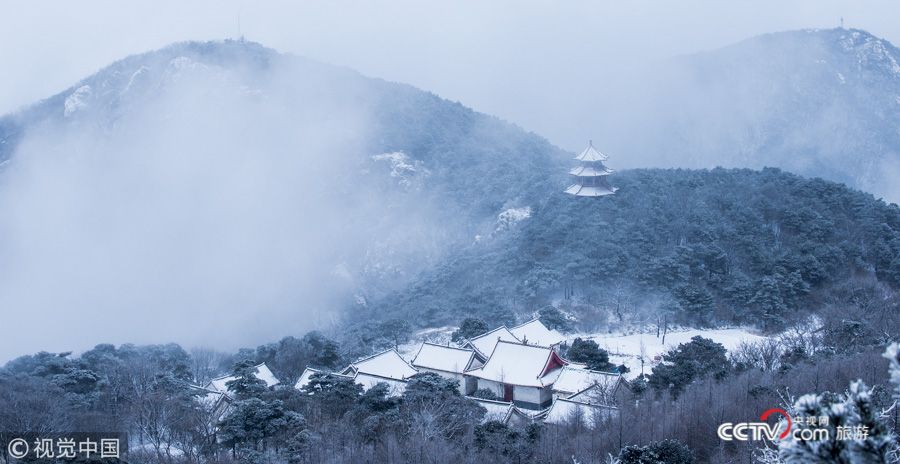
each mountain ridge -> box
[0,38,571,360]
[2,35,900,360]
[578,27,900,203]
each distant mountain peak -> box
[578,26,900,203]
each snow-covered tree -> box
[885,343,900,399]
[777,380,893,463]
[766,343,900,463]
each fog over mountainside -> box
[563,28,900,202]
[3,30,900,361]
[0,41,565,360]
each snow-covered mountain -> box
[3,33,900,359]
[0,40,566,358]
[574,28,900,202]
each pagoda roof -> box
[569,165,613,177]
[574,143,609,162]
[565,184,618,197]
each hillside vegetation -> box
[364,167,900,342]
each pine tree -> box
[566,338,613,371]
[451,318,489,342]
[226,361,268,399]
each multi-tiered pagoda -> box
[564,141,617,197]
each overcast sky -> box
[1,0,897,151]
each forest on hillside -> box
[359,167,900,346]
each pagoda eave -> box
[569,170,613,177]
[565,184,618,197]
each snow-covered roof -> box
[466,341,567,387]
[294,367,328,390]
[411,343,477,374]
[196,388,232,422]
[354,372,408,396]
[192,384,227,408]
[296,364,408,396]
[471,398,515,423]
[343,349,419,381]
[564,184,617,197]
[510,319,566,347]
[569,165,613,177]
[543,398,615,428]
[574,143,609,162]
[552,366,621,395]
[206,362,280,394]
[294,367,355,394]
[465,326,521,359]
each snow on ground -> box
[397,326,456,359]
[575,327,765,379]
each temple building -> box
[292,318,631,425]
[564,141,617,197]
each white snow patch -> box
[64,85,92,117]
[837,72,846,84]
[497,207,531,226]
[397,326,456,359]
[839,32,900,75]
[572,327,765,379]
[162,56,210,84]
[371,151,430,189]
[491,207,532,236]
[121,66,149,94]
